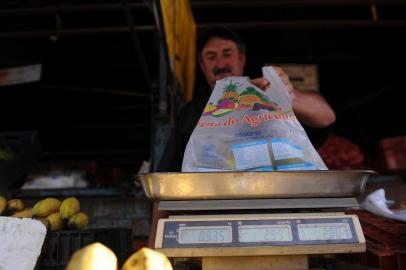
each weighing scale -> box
[138,170,373,270]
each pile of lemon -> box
[0,196,88,231]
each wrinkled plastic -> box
[182,66,327,172]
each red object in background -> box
[345,210,406,270]
[317,134,365,169]
[379,136,406,172]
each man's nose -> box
[215,56,227,68]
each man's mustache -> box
[213,67,232,76]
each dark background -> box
[0,0,405,181]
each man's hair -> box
[197,27,246,59]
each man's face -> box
[199,37,246,89]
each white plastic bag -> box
[182,66,327,172]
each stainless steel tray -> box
[136,170,374,201]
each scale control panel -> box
[156,215,364,248]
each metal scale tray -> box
[137,170,374,201]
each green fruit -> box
[33,198,61,217]
[7,199,24,212]
[60,197,80,219]
[68,212,88,230]
[0,196,6,215]
[12,208,33,218]
[47,212,65,231]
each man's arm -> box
[291,88,336,128]
[251,67,336,128]
[273,66,335,128]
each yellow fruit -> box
[0,196,6,215]
[60,197,80,219]
[66,242,117,270]
[68,212,88,230]
[33,198,61,217]
[34,217,51,230]
[7,199,24,212]
[46,212,65,231]
[12,208,33,218]
[121,247,173,270]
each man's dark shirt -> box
[156,85,331,172]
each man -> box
[157,27,335,172]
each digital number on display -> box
[298,223,352,241]
[178,226,232,244]
[238,225,292,242]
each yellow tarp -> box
[160,0,196,101]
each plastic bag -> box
[182,66,327,172]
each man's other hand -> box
[250,77,270,91]
[250,66,294,100]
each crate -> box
[379,136,406,172]
[346,210,406,270]
[39,228,133,270]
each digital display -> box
[178,226,232,244]
[298,223,352,241]
[238,225,292,242]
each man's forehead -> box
[202,37,239,53]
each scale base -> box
[202,255,308,270]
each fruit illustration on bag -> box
[222,80,239,99]
[203,102,217,116]
[240,87,281,112]
[204,81,281,118]
[204,81,239,118]
[252,102,280,112]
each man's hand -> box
[250,77,270,91]
[250,66,294,100]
